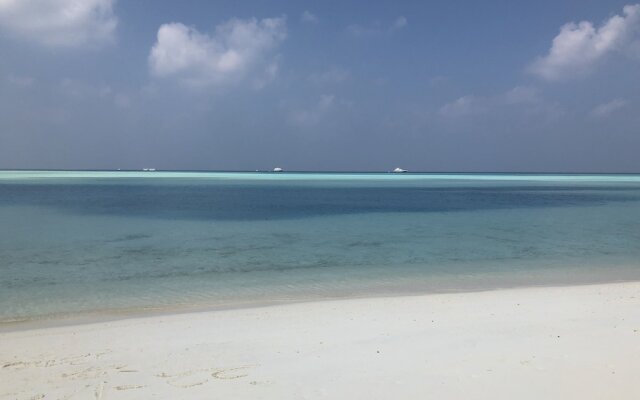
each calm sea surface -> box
[1,171,640,322]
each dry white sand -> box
[1,282,640,399]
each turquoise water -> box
[1,171,640,322]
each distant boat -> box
[273,167,283,172]
[392,167,407,173]
[142,168,156,172]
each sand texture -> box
[1,282,640,399]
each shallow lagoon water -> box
[1,171,640,322]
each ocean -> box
[1,171,640,322]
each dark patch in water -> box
[1,183,639,221]
[346,241,384,248]
[107,233,153,243]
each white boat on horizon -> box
[392,167,408,173]
[273,167,284,172]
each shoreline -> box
[4,271,640,332]
[2,281,639,399]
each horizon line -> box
[2,168,640,175]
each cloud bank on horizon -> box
[0,1,639,172]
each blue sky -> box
[1,0,639,172]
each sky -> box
[1,0,639,172]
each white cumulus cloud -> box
[591,98,627,117]
[391,16,407,31]
[503,86,540,105]
[529,4,640,80]
[149,17,287,88]
[438,95,483,117]
[438,86,548,118]
[301,11,318,24]
[0,0,117,48]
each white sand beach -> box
[2,282,640,400]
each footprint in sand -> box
[94,381,105,400]
[212,366,254,380]
[158,365,257,388]
[62,366,107,380]
[2,361,26,369]
[3,353,93,370]
[157,368,216,388]
[2,360,50,369]
[60,353,92,366]
[115,385,145,391]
